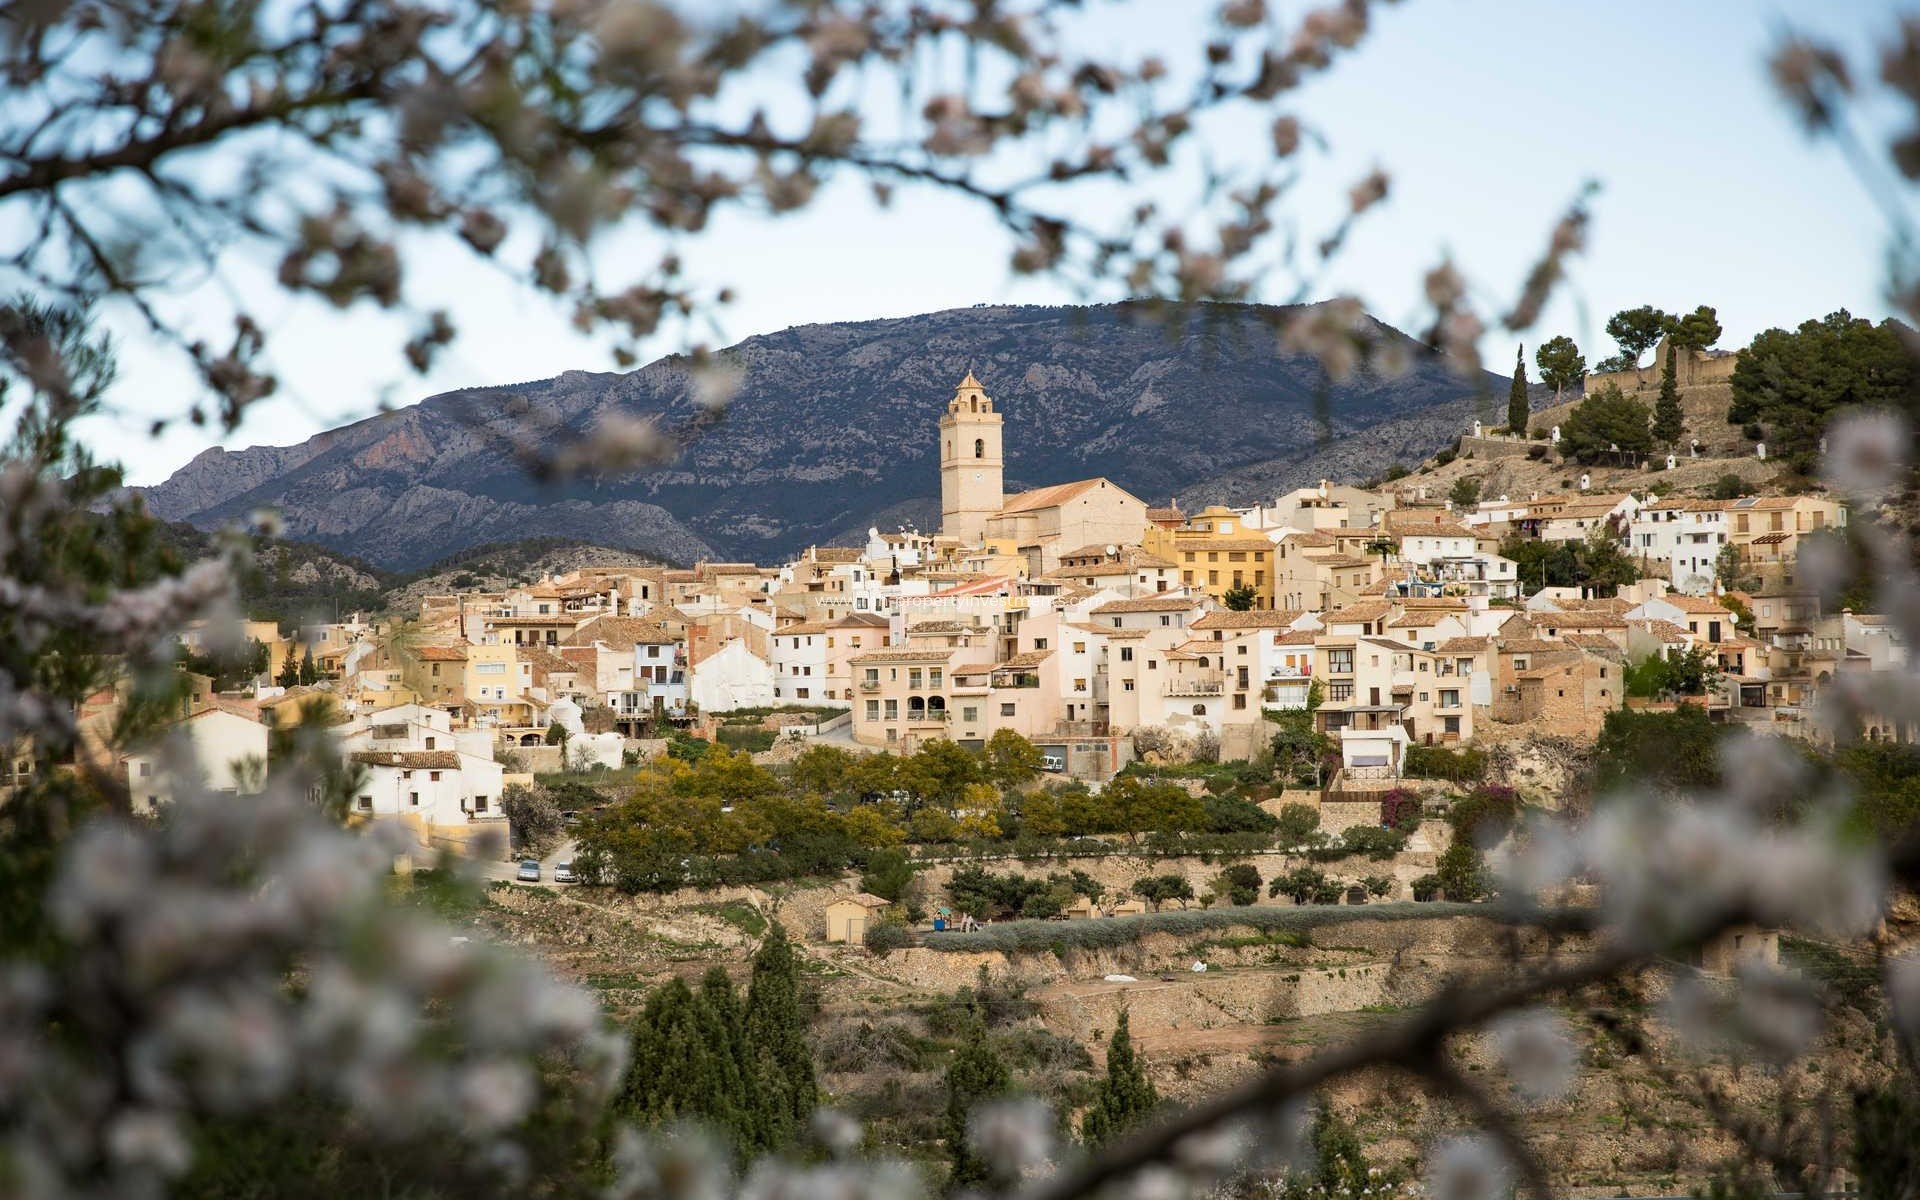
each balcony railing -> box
[859,680,880,692]
[906,708,951,723]
[1164,680,1225,697]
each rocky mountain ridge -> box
[142,301,1508,569]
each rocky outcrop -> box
[141,301,1506,569]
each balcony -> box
[1164,680,1225,697]
[859,680,880,692]
[907,708,951,724]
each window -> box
[1073,641,1086,653]
[1034,637,1048,650]
[1123,679,1135,691]
[1073,678,1087,691]
[1000,703,1016,716]
[1440,689,1460,708]
[1120,647,1134,662]
[357,795,372,812]
[974,437,985,458]
[409,791,420,807]
[138,761,151,778]
[865,700,879,720]
[430,663,440,676]
[429,770,442,782]
[884,700,898,720]
[1328,649,1354,673]
[424,736,436,749]
[1443,716,1460,734]
[929,668,943,688]
[1329,682,1354,701]
[1208,551,1219,562]
[1160,615,1172,627]
[1208,571,1219,584]
[962,706,979,722]
[1233,694,1247,710]
[1229,551,1245,562]
[908,669,923,689]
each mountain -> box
[141,301,1507,569]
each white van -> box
[1040,754,1066,773]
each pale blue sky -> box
[76,0,1900,484]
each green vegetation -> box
[1080,1011,1159,1146]
[614,924,817,1155]
[1499,528,1640,595]
[1402,743,1487,782]
[1592,705,1730,795]
[1279,1106,1406,1200]
[1653,341,1684,446]
[1728,309,1915,471]
[924,902,1493,954]
[942,1019,1014,1185]
[1598,304,1672,372]
[1560,382,1653,463]
[1222,580,1258,610]
[1448,476,1481,508]
[1623,646,1720,700]
[1535,334,1586,401]
[1507,344,1531,435]
[1211,863,1262,907]
[1131,873,1196,910]
[948,865,1100,920]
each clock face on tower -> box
[973,472,983,481]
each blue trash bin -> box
[933,918,946,932]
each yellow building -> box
[824,893,892,944]
[1144,505,1277,609]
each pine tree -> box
[1507,344,1529,434]
[297,646,318,685]
[1652,341,1684,447]
[744,923,817,1148]
[943,1019,1013,1187]
[1080,1010,1159,1146]
[276,653,299,688]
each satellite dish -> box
[1105,544,1119,557]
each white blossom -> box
[1489,1007,1577,1100]
[1426,1135,1508,1200]
[1821,409,1909,502]
[967,1097,1057,1178]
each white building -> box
[1628,499,1731,594]
[689,638,777,713]
[126,706,270,814]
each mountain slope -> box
[143,301,1504,569]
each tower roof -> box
[958,368,982,389]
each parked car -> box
[516,859,541,882]
[553,860,577,884]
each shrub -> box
[1434,841,1488,902]
[1403,743,1487,782]
[1433,447,1457,466]
[1447,784,1521,846]
[1274,802,1321,845]
[860,848,916,902]
[1528,425,1547,440]
[1711,472,1750,500]
[1204,792,1278,834]
[863,920,914,957]
[1336,824,1406,862]
[1213,863,1262,907]
[919,901,1491,953]
[1741,421,1765,442]
[1131,874,1195,909]
[1362,875,1393,898]
[1411,874,1441,902]
[1527,444,1548,460]
[1379,788,1424,832]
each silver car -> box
[515,859,541,882]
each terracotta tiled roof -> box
[1534,612,1627,630]
[1090,594,1203,614]
[1322,601,1394,623]
[350,750,462,769]
[999,477,1137,514]
[1065,622,1149,639]
[831,893,893,909]
[906,619,974,634]
[412,644,469,662]
[997,649,1054,669]
[1563,633,1625,655]
[850,648,958,663]
[1629,619,1693,642]
[566,617,679,647]
[1435,636,1491,652]
[1192,609,1308,630]
[1146,506,1184,522]
[807,547,864,563]
[1665,594,1733,613]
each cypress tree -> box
[297,646,318,685]
[1653,341,1684,447]
[1507,344,1529,434]
[744,923,817,1147]
[275,653,298,688]
[616,976,753,1142]
[943,1019,1013,1188]
[1079,1010,1159,1146]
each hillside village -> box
[9,313,1918,1191]
[60,328,1903,840]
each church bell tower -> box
[937,370,1003,545]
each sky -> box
[61,0,1905,485]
